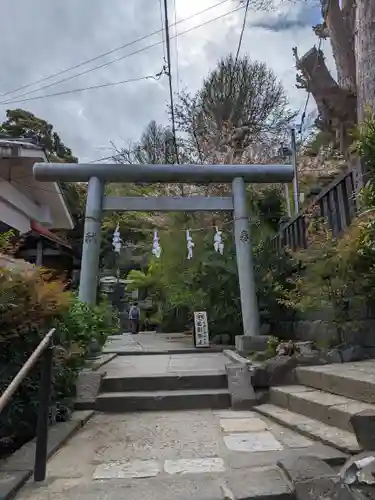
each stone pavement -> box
[17,409,346,500]
[102,331,225,354]
[99,352,228,378]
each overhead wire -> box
[173,0,180,95]
[158,0,167,62]
[0,0,234,104]
[234,0,250,67]
[0,3,245,107]
[163,0,180,165]
[0,73,164,105]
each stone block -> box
[226,363,256,410]
[279,456,359,500]
[75,371,104,410]
[251,356,298,389]
[278,455,336,483]
[350,409,375,451]
[235,335,271,353]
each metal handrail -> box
[0,327,56,482]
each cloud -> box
[0,0,331,161]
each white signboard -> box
[193,311,210,347]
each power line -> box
[163,0,180,165]
[0,0,233,103]
[0,73,164,105]
[234,0,250,66]
[1,2,245,107]
[158,0,167,62]
[173,0,180,94]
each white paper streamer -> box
[152,230,162,258]
[112,224,122,253]
[186,229,194,260]
[213,226,224,255]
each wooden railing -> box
[275,169,357,250]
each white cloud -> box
[0,0,333,161]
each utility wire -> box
[0,73,164,105]
[234,0,250,66]
[163,0,180,165]
[173,0,180,94]
[228,0,250,123]
[0,3,244,107]
[0,0,232,103]
[158,0,167,62]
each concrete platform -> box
[98,353,230,412]
[269,385,375,433]
[296,360,375,404]
[255,404,361,455]
[16,409,346,500]
[103,332,228,355]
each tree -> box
[174,55,294,163]
[0,109,77,162]
[112,120,177,165]
[240,0,375,152]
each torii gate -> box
[33,163,293,339]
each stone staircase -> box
[255,361,375,455]
[96,366,231,412]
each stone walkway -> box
[15,333,348,499]
[17,409,345,500]
[99,352,228,378]
[102,332,225,354]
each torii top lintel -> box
[33,163,294,184]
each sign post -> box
[193,311,210,347]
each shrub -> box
[0,266,118,458]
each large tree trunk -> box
[355,0,375,121]
[293,47,356,137]
[324,0,356,92]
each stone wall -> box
[276,301,375,349]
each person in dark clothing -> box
[128,302,140,334]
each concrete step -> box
[296,363,375,404]
[101,372,228,393]
[96,388,230,412]
[269,384,375,433]
[255,403,360,455]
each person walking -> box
[128,302,141,334]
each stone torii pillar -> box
[33,163,293,338]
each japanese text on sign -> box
[193,311,209,347]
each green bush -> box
[0,266,118,458]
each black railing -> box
[275,169,357,250]
[0,328,55,482]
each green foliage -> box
[58,295,119,350]
[0,266,118,457]
[0,230,15,253]
[278,111,375,345]
[0,109,77,162]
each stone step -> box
[255,403,360,455]
[101,372,228,393]
[96,388,231,412]
[269,384,375,433]
[296,363,375,404]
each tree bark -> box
[355,0,375,121]
[324,0,356,93]
[294,46,356,135]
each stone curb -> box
[0,410,94,500]
[103,347,227,356]
[222,349,252,365]
[89,352,117,371]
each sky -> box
[0,0,332,162]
